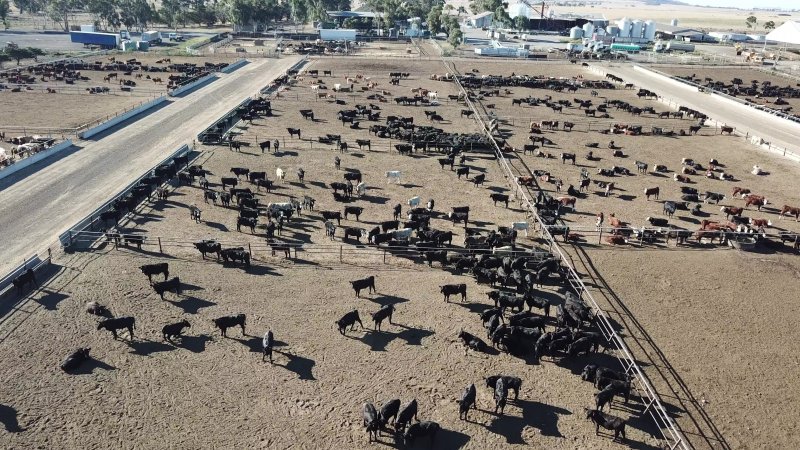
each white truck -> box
[654,40,695,53]
[141,30,162,45]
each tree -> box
[493,5,510,27]
[6,46,34,64]
[13,0,43,14]
[86,0,121,30]
[513,15,526,31]
[426,5,441,35]
[745,15,757,30]
[0,51,11,67]
[448,26,462,47]
[46,0,84,31]
[0,0,10,29]
[456,5,465,17]
[764,20,775,31]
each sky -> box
[678,0,800,9]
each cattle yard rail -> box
[447,60,691,450]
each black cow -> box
[486,375,522,401]
[663,201,677,218]
[363,403,381,442]
[494,378,508,415]
[97,316,135,340]
[344,206,364,221]
[404,421,440,448]
[12,268,37,295]
[140,262,169,283]
[262,330,274,362]
[322,210,342,225]
[380,220,399,232]
[237,216,257,233]
[472,174,486,187]
[351,276,376,297]
[221,177,238,189]
[458,329,488,352]
[336,310,363,334]
[395,399,419,432]
[220,247,251,266]
[213,314,246,337]
[343,227,366,242]
[371,304,395,331]
[162,319,190,342]
[440,283,467,302]
[423,250,448,267]
[153,277,181,299]
[586,409,627,442]
[194,240,221,259]
[459,384,477,420]
[456,166,470,179]
[490,193,509,207]
[60,347,91,372]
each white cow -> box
[511,221,529,237]
[386,171,402,184]
[428,91,438,100]
[391,228,413,241]
[752,165,763,175]
[356,181,366,197]
[310,85,320,91]
[407,196,421,207]
[276,168,286,181]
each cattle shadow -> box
[35,289,69,311]
[487,186,507,193]
[554,351,628,375]
[429,428,471,449]
[126,338,176,356]
[234,336,263,353]
[362,195,390,205]
[288,181,307,189]
[401,183,422,188]
[275,151,299,157]
[677,216,700,224]
[486,400,570,442]
[308,181,327,189]
[204,221,229,232]
[617,195,637,201]
[0,404,24,432]
[455,302,493,315]
[178,334,212,353]
[167,296,216,314]
[71,356,117,375]
[359,324,434,351]
[244,264,281,276]
[275,350,316,380]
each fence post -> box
[598,227,603,244]
[248,243,252,257]
[158,237,163,254]
[383,250,387,264]
[68,230,73,247]
[340,245,343,262]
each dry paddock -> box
[445,60,800,240]
[0,57,665,449]
[0,54,238,130]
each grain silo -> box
[617,17,632,37]
[582,22,594,37]
[643,20,657,41]
[606,25,620,37]
[570,26,583,39]
[670,18,679,27]
[631,20,643,39]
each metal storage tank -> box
[606,25,620,37]
[631,20,643,39]
[643,20,657,41]
[570,26,583,39]
[617,17,632,37]
[582,22,594,37]
[670,19,679,27]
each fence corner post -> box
[158,237,163,254]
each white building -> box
[470,11,494,29]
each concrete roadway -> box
[0,57,300,274]
[603,64,800,154]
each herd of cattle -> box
[17,61,793,447]
[452,68,800,250]
[0,56,228,93]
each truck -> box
[609,43,640,53]
[141,30,162,45]
[566,43,585,53]
[167,32,184,42]
[69,31,120,49]
[654,40,695,53]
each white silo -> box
[570,26,583,39]
[644,20,657,41]
[606,25,620,37]
[670,18,679,27]
[582,22,595,37]
[631,20,643,39]
[617,17,632,37]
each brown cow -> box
[557,197,577,210]
[674,174,690,183]
[720,206,743,218]
[744,195,768,211]
[780,205,800,221]
[643,187,659,201]
[605,235,626,245]
[749,218,771,228]
[732,186,751,198]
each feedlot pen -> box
[2,56,798,449]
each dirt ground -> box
[572,247,800,450]
[1,55,798,450]
[658,66,800,116]
[445,60,800,240]
[0,57,667,450]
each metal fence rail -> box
[447,59,690,450]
